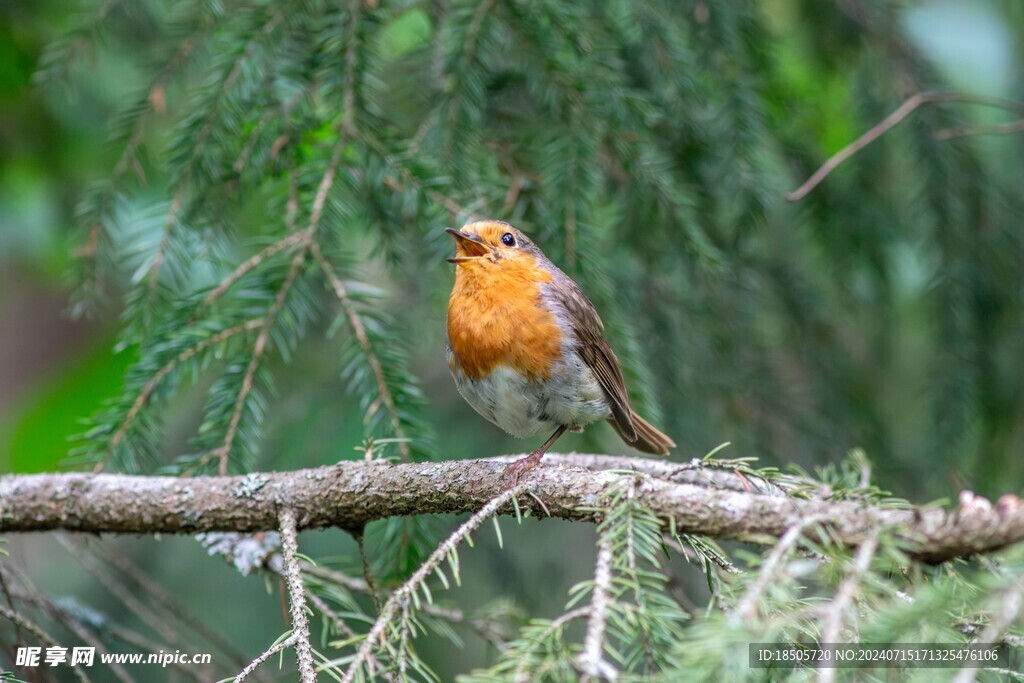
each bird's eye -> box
[501,232,516,247]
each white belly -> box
[448,354,611,438]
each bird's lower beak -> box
[445,227,491,263]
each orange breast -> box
[447,258,563,381]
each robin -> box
[445,219,675,484]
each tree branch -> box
[578,539,616,681]
[786,91,1024,201]
[2,456,1023,563]
[234,634,296,683]
[278,508,317,683]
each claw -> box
[502,451,543,489]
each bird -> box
[445,219,675,485]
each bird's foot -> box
[501,451,544,489]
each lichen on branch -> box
[1,454,1022,563]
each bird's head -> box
[445,220,542,269]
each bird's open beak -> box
[445,227,491,264]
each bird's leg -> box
[502,425,568,488]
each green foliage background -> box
[1,0,1023,681]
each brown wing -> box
[550,275,637,442]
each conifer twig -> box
[215,246,305,474]
[81,537,254,670]
[201,231,310,308]
[786,91,1024,201]
[189,11,284,169]
[733,515,824,624]
[234,633,296,683]
[447,0,496,129]
[145,191,181,299]
[355,531,383,612]
[0,603,91,683]
[304,591,358,640]
[512,608,591,683]
[214,137,345,475]
[100,318,264,472]
[951,581,1024,683]
[55,535,178,643]
[578,540,617,682]
[0,566,23,647]
[340,485,526,683]
[278,508,317,683]
[936,118,1024,140]
[76,31,197,264]
[0,564,131,682]
[818,531,880,683]
[312,241,411,462]
[361,132,475,219]
[341,0,360,137]
[302,563,369,592]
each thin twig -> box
[578,539,617,682]
[201,231,310,308]
[215,125,346,475]
[818,532,881,683]
[341,0,360,137]
[144,11,284,309]
[340,485,526,683]
[215,249,306,475]
[307,126,348,233]
[355,531,383,612]
[278,508,317,683]
[312,242,411,462]
[85,538,255,670]
[145,191,181,299]
[513,608,591,683]
[733,515,824,624]
[0,564,133,683]
[76,33,198,264]
[787,91,1024,201]
[101,319,263,472]
[190,11,284,169]
[366,136,475,219]
[444,0,497,137]
[232,83,313,176]
[952,581,1024,683]
[302,589,390,675]
[0,569,23,647]
[234,634,296,683]
[112,38,196,180]
[305,591,358,640]
[0,603,91,683]
[303,558,513,652]
[104,321,262,458]
[55,535,178,643]
[303,563,369,592]
[936,118,1024,141]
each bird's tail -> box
[608,410,675,456]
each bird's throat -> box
[447,262,561,382]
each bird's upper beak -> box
[445,228,491,264]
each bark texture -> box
[1,454,1021,562]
